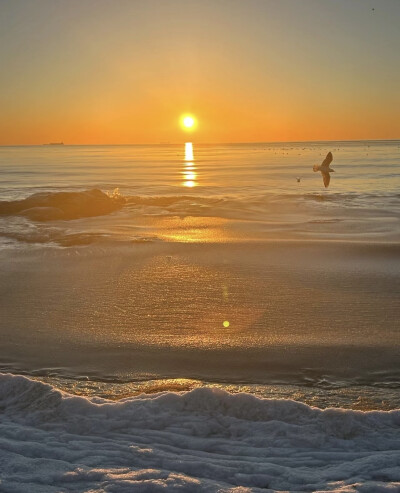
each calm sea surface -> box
[0,141,399,408]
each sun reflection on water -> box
[183,142,197,188]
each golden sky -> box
[0,0,399,144]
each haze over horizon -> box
[1,0,399,145]
[2,138,400,148]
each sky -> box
[0,0,399,144]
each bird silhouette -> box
[313,152,335,188]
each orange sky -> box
[1,0,399,145]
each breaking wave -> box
[0,188,125,221]
[0,188,399,247]
[0,373,399,492]
[1,189,398,222]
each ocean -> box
[0,141,399,492]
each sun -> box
[183,116,194,128]
[180,114,197,131]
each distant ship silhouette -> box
[49,142,64,145]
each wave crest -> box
[0,189,125,221]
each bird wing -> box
[322,171,330,188]
[321,152,333,168]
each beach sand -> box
[1,240,398,385]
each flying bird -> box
[313,152,335,188]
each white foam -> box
[0,373,399,492]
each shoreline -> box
[1,370,399,411]
[0,372,399,492]
[1,240,398,396]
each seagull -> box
[313,151,335,188]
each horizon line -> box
[1,138,400,147]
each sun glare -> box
[183,116,194,128]
[181,115,196,131]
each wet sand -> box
[1,240,398,385]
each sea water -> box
[0,141,399,245]
[0,141,399,491]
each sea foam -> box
[0,373,399,492]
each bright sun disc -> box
[183,116,194,128]
[181,115,196,130]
